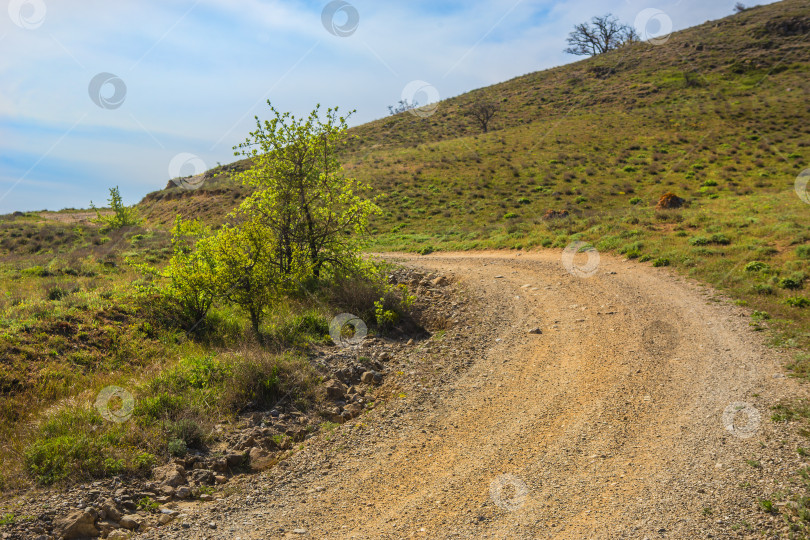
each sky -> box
[0,0,781,213]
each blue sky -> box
[0,0,780,213]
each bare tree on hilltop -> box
[468,100,499,133]
[565,14,638,57]
[388,99,418,116]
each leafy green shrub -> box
[374,297,399,329]
[744,261,769,272]
[622,165,637,173]
[418,246,434,255]
[22,265,51,277]
[620,241,643,259]
[796,245,810,259]
[504,212,518,219]
[690,234,730,246]
[702,179,718,186]
[167,438,188,457]
[137,496,160,513]
[786,297,810,308]
[46,286,68,301]
[752,284,775,295]
[689,236,709,246]
[629,197,642,205]
[759,499,776,514]
[780,272,806,290]
[639,254,652,262]
[517,197,531,205]
[653,258,670,267]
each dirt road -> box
[178,251,805,539]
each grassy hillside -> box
[138,0,810,354]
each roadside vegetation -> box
[0,105,407,491]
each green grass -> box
[0,213,410,489]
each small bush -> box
[652,258,670,267]
[752,284,775,295]
[689,236,709,246]
[418,246,434,256]
[629,197,642,205]
[744,261,769,272]
[137,496,160,513]
[796,245,810,259]
[691,234,730,246]
[167,438,188,457]
[46,286,69,301]
[786,297,810,308]
[374,297,399,329]
[620,242,644,259]
[759,499,776,514]
[780,274,805,290]
[168,418,204,448]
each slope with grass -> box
[137,0,810,357]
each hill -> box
[138,0,810,351]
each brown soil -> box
[144,250,806,539]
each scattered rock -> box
[53,510,100,539]
[189,469,216,486]
[107,531,132,540]
[325,379,348,400]
[528,328,543,335]
[225,452,246,467]
[152,463,187,488]
[343,403,363,418]
[359,370,383,385]
[96,519,121,536]
[248,447,276,472]
[119,514,142,530]
[175,486,191,499]
[100,499,122,522]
